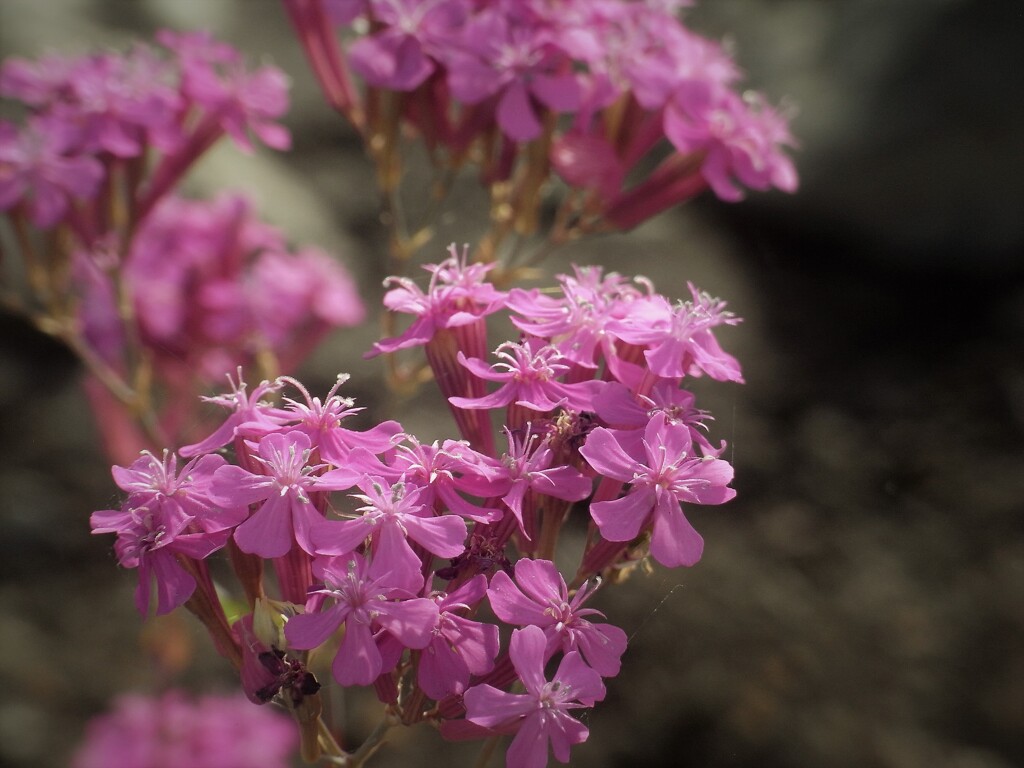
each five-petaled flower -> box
[284,552,438,686]
[580,411,736,567]
[488,558,627,677]
[462,625,606,768]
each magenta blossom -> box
[91,450,241,616]
[0,53,78,107]
[462,625,606,768]
[111,450,245,533]
[444,9,580,142]
[664,78,797,201]
[367,245,506,357]
[248,247,366,346]
[89,502,226,616]
[178,373,288,458]
[284,552,438,686]
[592,379,724,457]
[275,374,402,465]
[59,46,183,157]
[450,339,605,413]
[312,476,467,575]
[506,265,642,368]
[491,425,593,535]
[347,0,469,91]
[181,56,291,152]
[372,436,506,523]
[417,575,500,700]
[607,284,744,382]
[72,690,297,768]
[0,116,102,227]
[210,431,348,558]
[580,411,736,567]
[488,558,627,677]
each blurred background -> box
[1,1,1021,766]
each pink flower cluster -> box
[1,34,364,460]
[0,31,289,228]
[285,0,797,227]
[77,192,364,390]
[72,690,297,768]
[93,245,741,767]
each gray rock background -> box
[1,1,1021,767]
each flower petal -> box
[649,494,704,567]
[589,488,652,542]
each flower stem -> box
[472,734,502,768]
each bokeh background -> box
[1,1,1021,766]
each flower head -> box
[488,558,627,676]
[284,552,438,686]
[72,690,297,768]
[580,411,736,567]
[451,338,604,413]
[111,450,245,533]
[608,284,743,382]
[210,431,330,558]
[313,475,467,575]
[444,9,580,142]
[462,625,605,768]
[0,116,102,226]
[368,244,506,356]
[89,502,226,616]
[418,574,500,699]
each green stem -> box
[472,734,502,768]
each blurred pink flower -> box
[0,116,102,226]
[72,690,297,768]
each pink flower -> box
[179,373,288,458]
[378,436,506,523]
[156,29,241,68]
[248,247,366,345]
[592,379,724,457]
[450,338,605,413]
[111,450,246,533]
[275,374,402,466]
[417,575,499,699]
[284,552,438,686]
[0,53,78,107]
[210,430,361,558]
[620,9,738,110]
[664,79,797,201]
[488,558,627,677]
[0,116,102,226]
[181,56,291,152]
[312,476,467,575]
[462,625,605,768]
[116,193,363,386]
[506,265,643,368]
[89,502,226,616]
[444,9,580,142]
[368,244,506,356]
[490,425,593,535]
[579,411,736,567]
[61,46,183,156]
[347,0,469,91]
[72,690,297,768]
[607,284,744,382]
